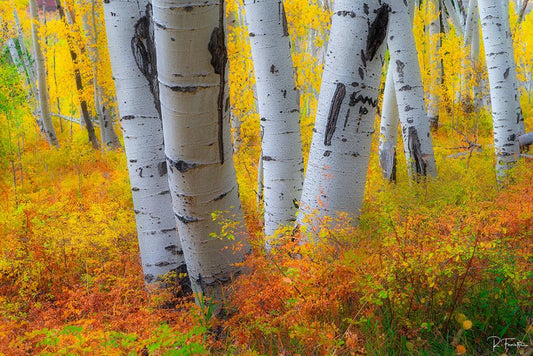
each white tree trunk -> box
[7,39,25,76]
[152,0,250,301]
[464,0,479,45]
[13,8,36,96]
[428,0,442,130]
[243,0,303,244]
[29,0,58,146]
[298,0,389,229]
[103,0,187,287]
[443,0,464,33]
[478,0,523,174]
[471,13,483,108]
[464,0,483,109]
[88,0,121,150]
[388,1,437,179]
[378,66,399,182]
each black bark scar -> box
[349,91,379,107]
[280,2,289,37]
[132,4,160,116]
[324,83,346,146]
[208,11,227,164]
[408,127,427,178]
[366,4,390,62]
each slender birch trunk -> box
[478,0,523,174]
[13,8,36,95]
[298,0,389,229]
[103,0,187,287]
[29,0,58,146]
[464,0,483,110]
[387,0,437,179]
[243,0,303,245]
[471,13,483,109]
[378,66,399,182]
[517,0,530,23]
[7,39,25,76]
[443,0,464,34]
[88,0,121,149]
[152,0,250,301]
[55,0,99,149]
[428,0,442,130]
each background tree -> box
[243,0,303,246]
[55,0,99,149]
[387,0,437,179]
[478,0,523,175]
[29,0,58,146]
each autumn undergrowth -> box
[1,46,533,356]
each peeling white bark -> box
[152,0,250,300]
[387,1,437,179]
[103,0,187,286]
[29,0,58,146]
[243,0,303,244]
[478,0,523,174]
[298,0,389,230]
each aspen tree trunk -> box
[443,0,464,33]
[428,0,442,130]
[13,8,36,96]
[378,67,399,182]
[103,0,187,287]
[7,39,25,76]
[88,0,121,149]
[298,0,389,229]
[471,14,483,109]
[29,0,58,146]
[464,0,479,45]
[517,0,530,23]
[243,0,303,245]
[464,0,483,109]
[387,0,437,179]
[478,0,523,174]
[55,0,99,149]
[152,0,250,301]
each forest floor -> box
[0,97,532,355]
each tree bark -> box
[13,8,37,97]
[298,0,389,230]
[103,0,188,288]
[517,0,530,24]
[478,0,523,175]
[152,0,250,302]
[387,1,437,179]
[29,0,58,146]
[378,66,399,182]
[519,132,533,148]
[428,0,442,130]
[243,0,304,246]
[88,0,121,149]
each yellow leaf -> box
[462,320,473,330]
[455,313,466,323]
